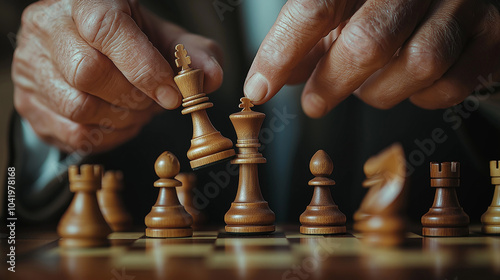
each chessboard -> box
[3,225,500,280]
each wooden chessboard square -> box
[206,252,296,268]
[217,232,286,239]
[215,236,289,247]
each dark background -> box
[2,0,500,228]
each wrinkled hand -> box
[245,0,500,118]
[12,0,223,153]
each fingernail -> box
[244,72,268,102]
[155,85,180,109]
[303,93,327,118]
[210,56,222,71]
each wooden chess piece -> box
[300,150,346,235]
[97,170,133,232]
[224,97,275,234]
[145,151,193,238]
[173,44,235,170]
[421,162,470,237]
[481,160,500,234]
[354,144,407,246]
[175,172,207,229]
[57,165,111,248]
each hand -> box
[12,0,223,153]
[245,0,500,118]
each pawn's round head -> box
[155,151,181,178]
[310,150,333,177]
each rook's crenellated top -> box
[430,162,460,178]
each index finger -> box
[244,0,358,104]
[72,0,180,109]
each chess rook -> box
[300,150,346,235]
[224,97,275,234]
[145,151,193,238]
[421,162,470,237]
[98,171,133,232]
[173,44,235,170]
[481,160,500,234]
[58,165,111,248]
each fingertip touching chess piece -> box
[300,150,346,235]
[58,165,111,248]
[173,44,235,170]
[481,160,500,234]
[354,143,407,246]
[176,172,207,229]
[224,97,275,234]
[98,170,133,232]
[145,151,193,238]
[421,162,470,237]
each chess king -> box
[224,98,275,233]
[173,44,235,170]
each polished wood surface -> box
[224,97,275,233]
[422,162,470,237]
[98,171,133,232]
[173,44,235,170]
[57,165,111,248]
[482,160,500,234]
[144,152,193,238]
[300,150,346,234]
[354,144,407,246]
[5,225,500,280]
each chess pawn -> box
[176,173,207,229]
[145,151,193,238]
[421,162,470,237]
[173,44,235,170]
[224,97,275,234]
[481,160,500,234]
[300,150,346,235]
[97,171,133,232]
[57,165,111,248]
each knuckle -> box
[76,8,127,47]
[404,43,443,83]
[68,50,107,90]
[61,92,98,123]
[341,21,391,69]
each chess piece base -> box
[146,228,193,238]
[225,225,275,234]
[59,238,109,248]
[422,226,469,237]
[190,149,235,170]
[300,226,346,235]
[482,225,500,234]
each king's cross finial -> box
[175,44,191,72]
[239,97,254,112]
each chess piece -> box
[145,151,193,238]
[57,165,111,248]
[421,162,470,237]
[300,150,346,235]
[173,44,235,170]
[481,160,500,234]
[354,144,407,246]
[97,171,133,232]
[224,97,275,234]
[176,172,207,229]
